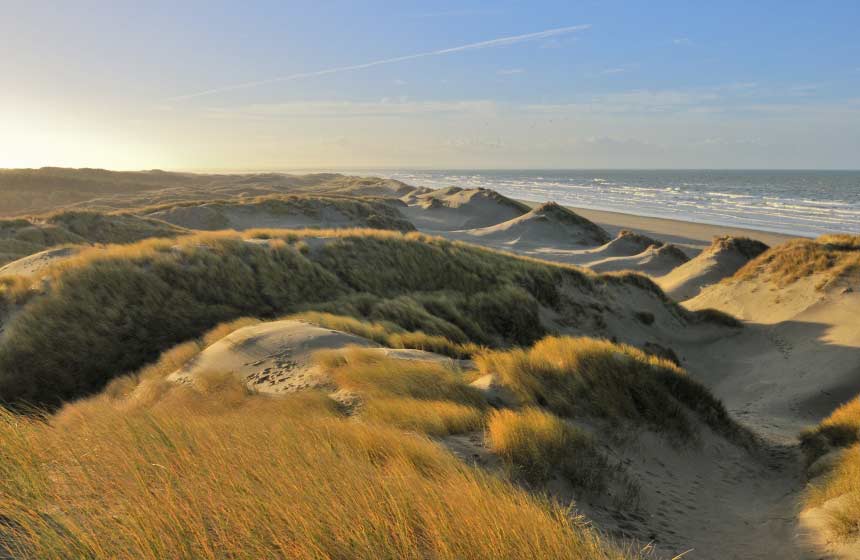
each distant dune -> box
[142,195,415,232]
[461,201,610,248]
[400,187,530,231]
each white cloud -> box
[673,37,692,45]
[600,67,627,75]
[497,68,525,75]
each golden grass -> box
[362,397,484,436]
[319,348,479,402]
[290,311,479,358]
[802,394,860,542]
[0,380,631,559]
[804,444,860,542]
[801,397,860,461]
[487,408,607,488]
[476,336,743,443]
[732,234,860,288]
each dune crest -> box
[462,202,611,248]
[658,236,769,301]
[400,187,530,231]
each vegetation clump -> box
[487,407,608,488]
[317,347,486,436]
[732,234,860,288]
[0,211,186,267]
[801,396,860,462]
[801,395,860,543]
[476,336,743,443]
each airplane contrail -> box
[170,24,590,101]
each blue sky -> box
[1,0,859,169]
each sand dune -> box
[460,202,610,248]
[586,243,689,276]
[577,229,662,259]
[168,320,461,395]
[144,196,415,232]
[684,273,860,441]
[400,187,529,231]
[0,246,79,277]
[658,236,770,301]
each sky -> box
[1,0,859,170]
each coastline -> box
[518,199,799,252]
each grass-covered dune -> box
[0,167,419,216]
[801,396,860,545]
[0,312,740,558]
[0,229,717,405]
[0,210,187,267]
[139,194,416,232]
[731,234,860,289]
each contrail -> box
[169,24,590,101]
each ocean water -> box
[371,170,860,238]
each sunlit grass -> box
[487,407,608,488]
[476,336,743,443]
[0,381,631,560]
[732,234,860,288]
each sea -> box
[363,170,860,238]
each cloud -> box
[204,99,499,118]
[673,37,692,45]
[600,67,627,75]
[497,68,524,75]
[443,136,505,150]
[171,25,591,101]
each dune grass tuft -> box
[477,336,743,443]
[732,234,860,288]
[316,347,486,436]
[802,394,860,543]
[362,397,485,436]
[487,407,608,488]
[801,397,860,462]
[804,444,860,543]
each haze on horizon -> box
[2,0,859,171]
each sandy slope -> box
[684,277,860,443]
[459,202,610,248]
[658,237,770,301]
[400,188,529,231]
[0,246,79,277]
[145,197,414,232]
[168,320,463,395]
[585,243,689,276]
